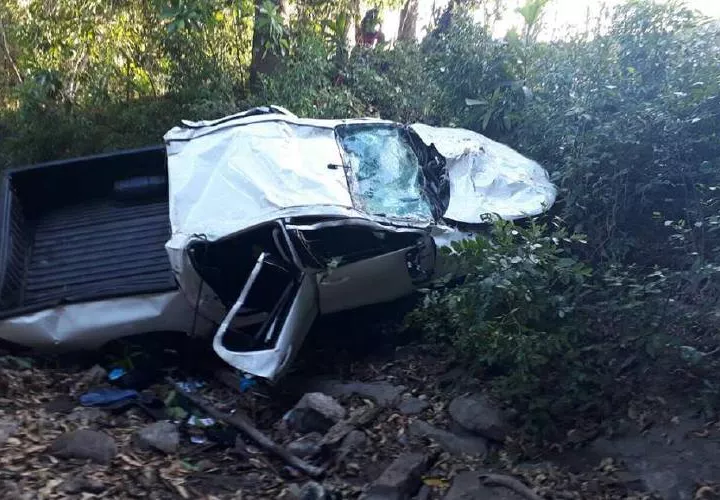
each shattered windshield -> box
[337,125,433,221]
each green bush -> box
[407,218,594,433]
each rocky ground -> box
[0,329,719,500]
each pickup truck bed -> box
[0,146,175,319]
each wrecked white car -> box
[0,106,556,381]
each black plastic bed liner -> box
[0,145,176,318]
[21,199,175,309]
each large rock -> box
[448,394,508,442]
[308,380,406,408]
[397,397,430,416]
[49,429,117,464]
[338,429,367,462]
[135,421,179,454]
[285,393,347,434]
[444,472,523,500]
[409,420,487,457]
[360,453,430,500]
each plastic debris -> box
[187,415,216,427]
[190,436,207,444]
[175,379,205,393]
[80,388,138,407]
[239,376,257,392]
[108,367,126,381]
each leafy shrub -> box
[252,33,366,119]
[345,42,441,123]
[407,218,593,432]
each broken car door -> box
[189,222,318,382]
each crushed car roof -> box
[163,107,556,252]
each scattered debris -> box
[408,420,488,457]
[175,382,326,477]
[360,452,432,500]
[49,429,118,464]
[448,393,508,442]
[134,421,180,454]
[0,339,706,499]
[285,392,347,433]
[176,379,206,393]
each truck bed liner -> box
[0,145,176,318]
[21,200,174,308]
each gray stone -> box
[49,429,117,464]
[287,432,323,459]
[398,398,430,415]
[75,365,108,390]
[444,472,523,500]
[285,393,347,433]
[288,481,331,500]
[437,368,465,389]
[448,394,508,442]
[135,421,179,454]
[408,420,487,457]
[60,474,106,494]
[0,418,19,445]
[338,429,367,462]
[360,453,429,500]
[308,379,406,407]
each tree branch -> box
[173,383,325,478]
[0,19,22,84]
[480,473,544,500]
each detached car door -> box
[212,251,318,382]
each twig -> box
[480,473,544,500]
[173,383,325,478]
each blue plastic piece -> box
[239,376,256,392]
[79,388,138,407]
[108,367,126,381]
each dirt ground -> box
[1,317,719,500]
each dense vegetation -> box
[1,0,719,438]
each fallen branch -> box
[173,384,325,478]
[480,473,544,500]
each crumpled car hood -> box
[410,124,557,223]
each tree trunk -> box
[397,0,419,42]
[249,0,286,90]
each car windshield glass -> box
[337,125,433,221]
